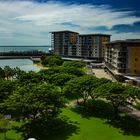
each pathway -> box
[119,106,140,121]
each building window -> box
[134,69,137,73]
[135,58,138,61]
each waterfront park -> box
[0,54,140,140]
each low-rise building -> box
[105,39,140,82]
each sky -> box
[0,0,140,45]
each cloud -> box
[0,0,140,45]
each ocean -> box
[0,59,40,72]
[0,46,51,72]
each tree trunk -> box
[83,99,86,106]
[90,94,94,100]
[77,99,80,105]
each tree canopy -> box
[41,55,64,67]
[3,83,66,121]
[62,61,86,68]
[95,82,130,119]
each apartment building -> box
[105,39,140,82]
[51,31,110,61]
[51,30,79,57]
[79,34,110,59]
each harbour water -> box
[0,46,51,72]
[0,59,40,72]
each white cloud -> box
[110,31,140,41]
[0,0,139,45]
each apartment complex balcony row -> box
[105,39,140,83]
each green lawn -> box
[0,108,140,140]
[62,108,140,140]
[0,120,22,140]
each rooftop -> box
[50,30,79,34]
[79,33,111,36]
[108,39,140,45]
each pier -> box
[0,51,44,62]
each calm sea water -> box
[0,46,51,72]
[0,46,50,52]
[0,59,40,72]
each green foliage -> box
[0,79,15,103]
[73,99,114,119]
[41,55,64,67]
[61,66,85,76]
[3,83,66,120]
[16,71,45,85]
[48,73,76,87]
[95,82,133,118]
[4,66,15,80]
[63,75,111,103]
[123,85,140,101]
[0,119,10,139]
[47,66,85,77]
[0,67,5,79]
[63,61,86,68]
[133,102,140,110]
[0,66,24,80]
[64,75,97,104]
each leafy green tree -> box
[46,66,85,77]
[48,73,76,87]
[89,78,112,99]
[14,67,26,78]
[4,83,66,121]
[0,79,15,103]
[0,67,5,79]
[64,75,98,105]
[62,61,86,68]
[17,71,45,85]
[0,79,15,115]
[4,66,15,80]
[60,66,85,77]
[95,82,131,119]
[41,55,64,67]
[123,85,140,101]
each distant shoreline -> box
[33,63,48,70]
[0,46,51,47]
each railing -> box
[0,50,45,56]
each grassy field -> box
[0,108,140,140]
[0,120,22,140]
[62,108,140,140]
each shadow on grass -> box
[105,115,140,136]
[71,99,140,136]
[71,99,115,120]
[12,116,79,140]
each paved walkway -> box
[92,68,116,81]
[119,106,140,121]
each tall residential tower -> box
[79,34,110,60]
[51,30,110,61]
[51,30,79,57]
